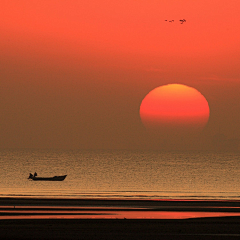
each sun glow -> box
[140,84,210,135]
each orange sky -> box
[1,0,240,150]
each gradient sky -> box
[1,0,240,151]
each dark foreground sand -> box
[1,218,240,240]
[1,198,240,239]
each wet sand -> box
[1,197,240,239]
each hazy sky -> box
[1,1,240,151]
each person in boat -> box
[28,173,33,179]
[34,172,37,177]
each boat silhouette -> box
[28,172,67,181]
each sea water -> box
[0,149,240,200]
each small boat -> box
[28,172,67,181]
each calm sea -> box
[0,149,239,200]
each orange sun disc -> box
[139,84,210,135]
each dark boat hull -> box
[30,175,67,181]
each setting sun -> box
[140,84,210,135]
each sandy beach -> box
[1,197,240,239]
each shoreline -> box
[1,196,240,204]
[1,197,240,219]
[1,197,240,239]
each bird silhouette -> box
[179,19,186,24]
[164,19,186,24]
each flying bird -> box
[179,19,186,24]
[164,19,186,24]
